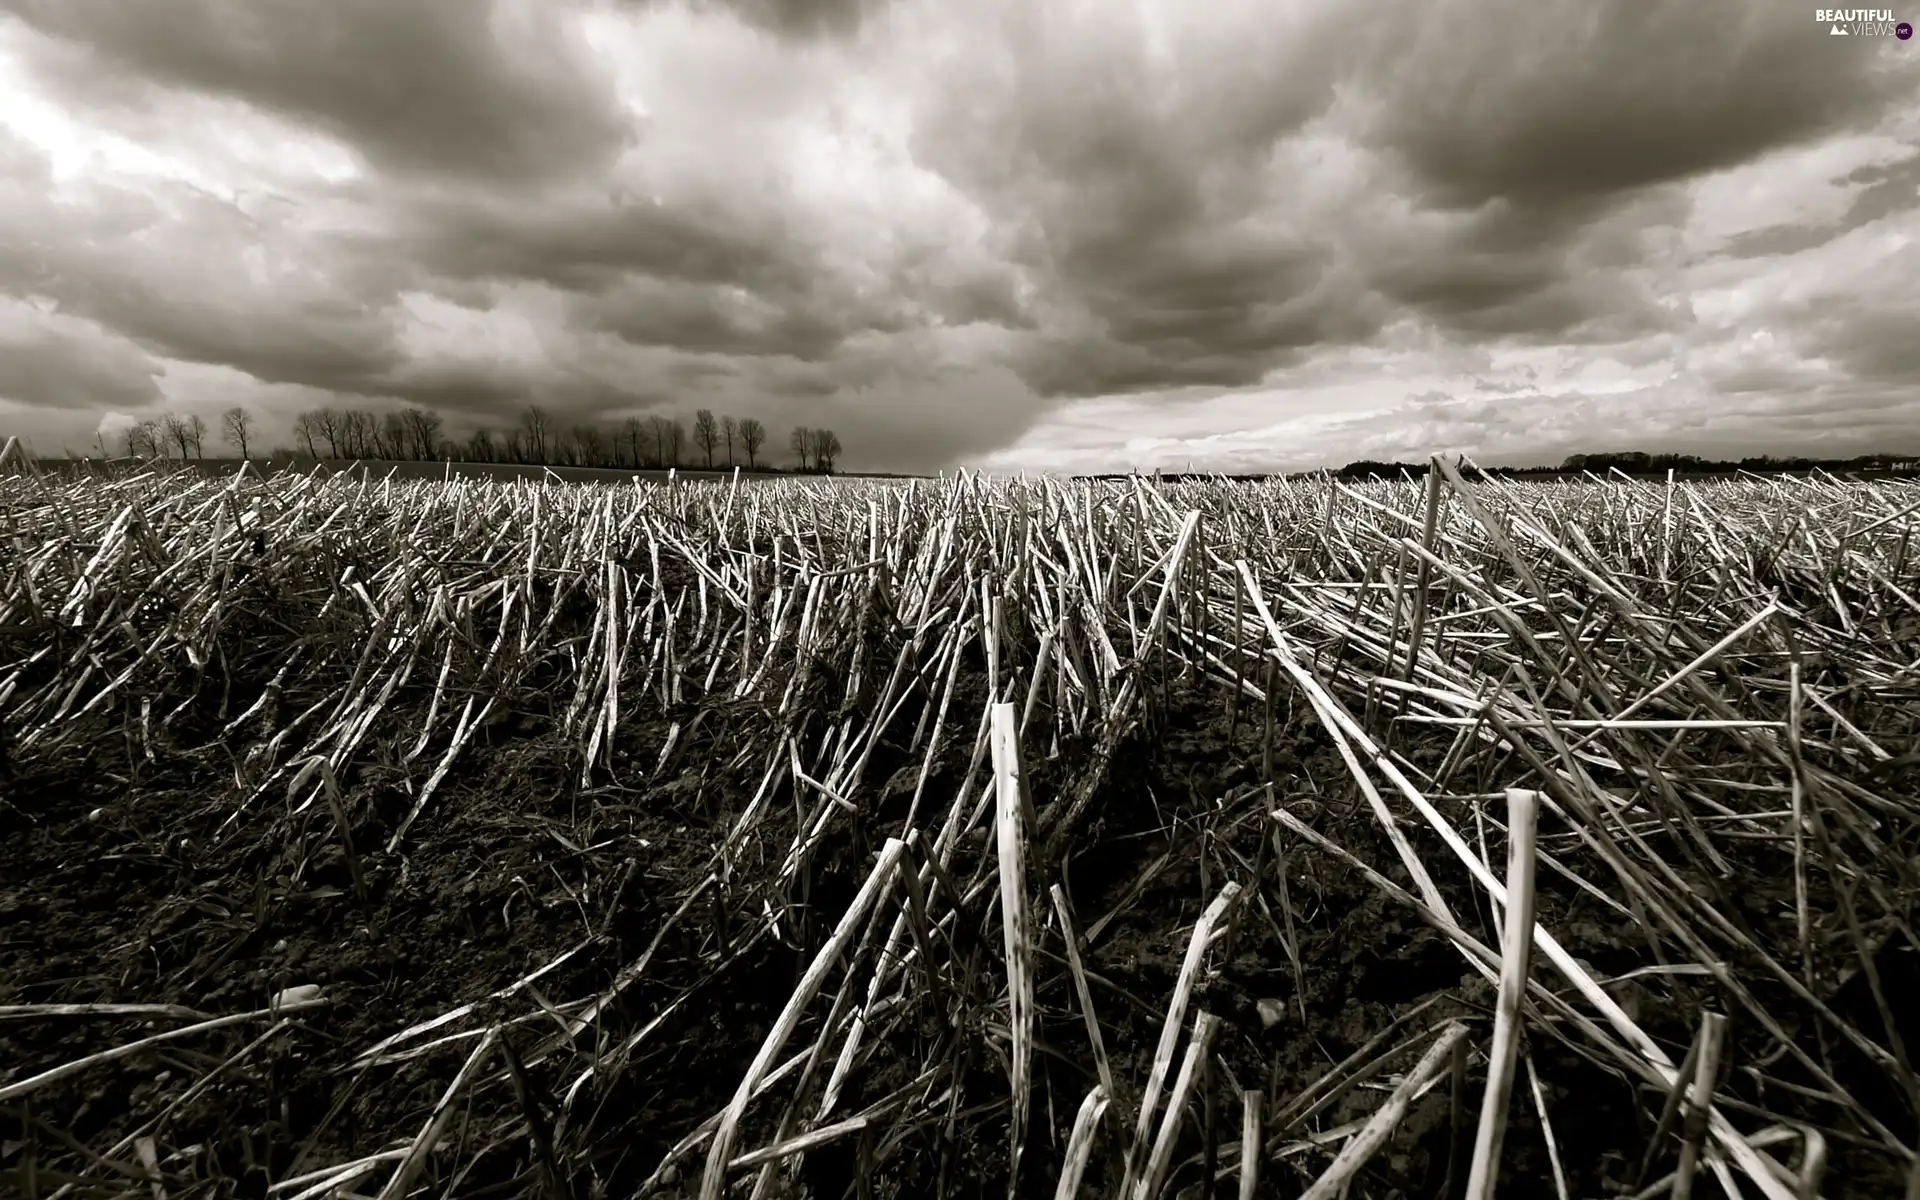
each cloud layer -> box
[2,0,1916,471]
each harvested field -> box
[4,451,1919,1199]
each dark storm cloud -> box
[393,188,815,295]
[1369,236,1563,325]
[1014,338,1301,399]
[1009,233,1379,397]
[1077,236,1344,353]
[0,0,629,183]
[908,1,1913,404]
[1360,201,1609,332]
[0,175,409,393]
[677,0,886,39]
[1371,236,1681,343]
[69,279,404,395]
[0,308,164,412]
[1335,2,1920,366]
[1344,5,1914,339]
[1808,311,1920,384]
[909,4,1364,398]
[763,371,840,397]
[577,280,861,361]
[1359,1,1904,208]
[373,361,654,427]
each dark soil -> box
[1,662,1907,1198]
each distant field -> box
[5,466,1919,1198]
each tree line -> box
[1327,451,1920,480]
[119,404,846,474]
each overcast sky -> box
[1,1,1916,473]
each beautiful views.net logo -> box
[1816,7,1913,35]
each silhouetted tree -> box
[403,408,444,460]
[722,415,737,466]
[313,409,343,457]
[623,417,646,468]
[645,415,689,467]
[811,428,842,474]
[124,420,157,458]
[791,425,811,471]
[694,408,719,468]
[646,415,672,467]
[572,424,605,466]
[667,416,686,467]
[292,412,319,457]
[519,407,552,464]
[378,411,408,459]
[162,413,190,458]
[221,407,254,458]
[344,410,377,459]
[739,418,766,468]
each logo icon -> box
[1817,8,1906,34]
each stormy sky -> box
[1,1,1916,474]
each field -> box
[3,452,1919,1199]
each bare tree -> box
[739,418,766,469]
[790,425,811,472]
[466,429,496,462]
[572,424,606,467]
[667,416,686,467]
[123,420,151,458]
[519,407,552,464]
[622,417,646,468]
[313,408,343,457]
[722,416,737,467]
[161,413,189,458]
[378,411,408,459]
[221,407,254,458]
[292,411,320,457]
[693,409,719,469]
[811,428,842,475]
[181,414,207,458]
[402,407,444,460]
[645,415,671,467]
[339,410,372,459]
